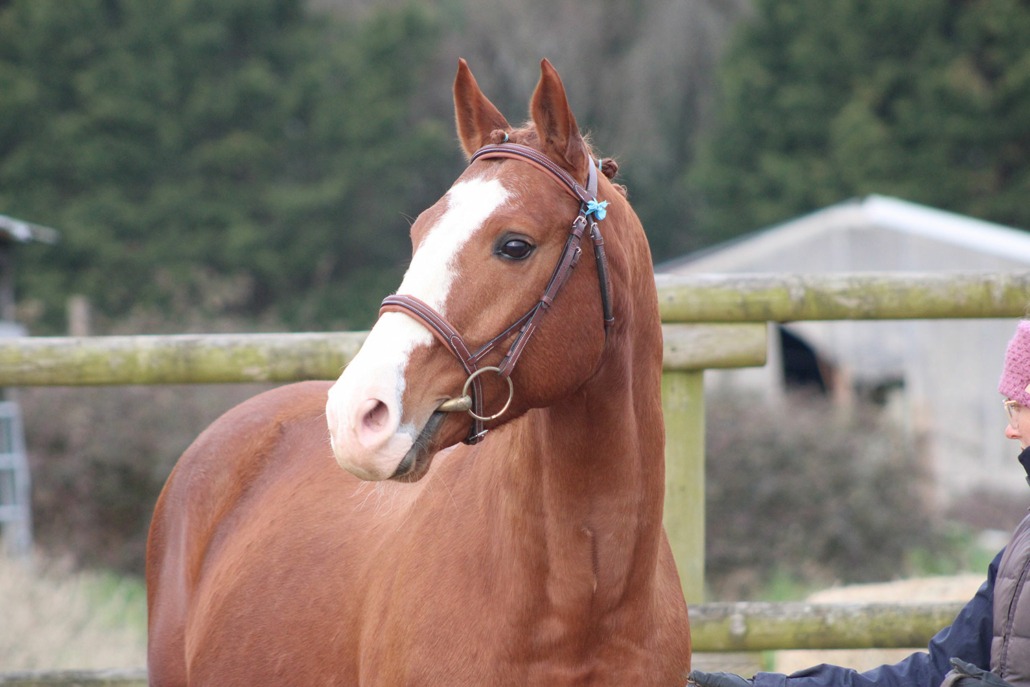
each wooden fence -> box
[1,271,1026,684]
[0,601,970,684]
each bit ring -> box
[463,366,514,422]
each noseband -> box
[380,142,614,444]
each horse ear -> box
[529,59,588,176]
[454,58,511,159]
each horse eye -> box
[497,237,535,260]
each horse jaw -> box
[325,177,510,481]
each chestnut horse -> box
[146,59,691,686]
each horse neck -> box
[479,286,667,601]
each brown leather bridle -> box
[379,142,614,444]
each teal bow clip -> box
[585,199,608,221]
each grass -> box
[0,552,147,671]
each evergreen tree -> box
[0,0,451,333]
[689,0,1030,246]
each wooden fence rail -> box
[0,323,767,386]
[0,601,967,684]
[689,601,965,652]
[6,270,1028,385]
[0,669,147,686]
[657,271,1030,322]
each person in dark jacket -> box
[689,319,1030,687]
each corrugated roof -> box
[860,195,1030,262]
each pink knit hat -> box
[999,320,1030,406]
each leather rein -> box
[379,142,614,444]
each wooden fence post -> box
[662,369,706,604]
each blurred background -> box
[2,0,1029,669]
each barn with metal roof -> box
[659,195,1030,508]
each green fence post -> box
[662,369,705,604]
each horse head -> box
[326,58,646,482]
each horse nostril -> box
[361,399,390,434]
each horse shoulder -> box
[147,381,338,680]
[158,381,332,519]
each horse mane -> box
[486,126,629,198]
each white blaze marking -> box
[326,177,510,475]
[400,177,512,310]
[359,177,511,368]
[366,177,510,402]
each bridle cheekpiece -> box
[379,142,614,444]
